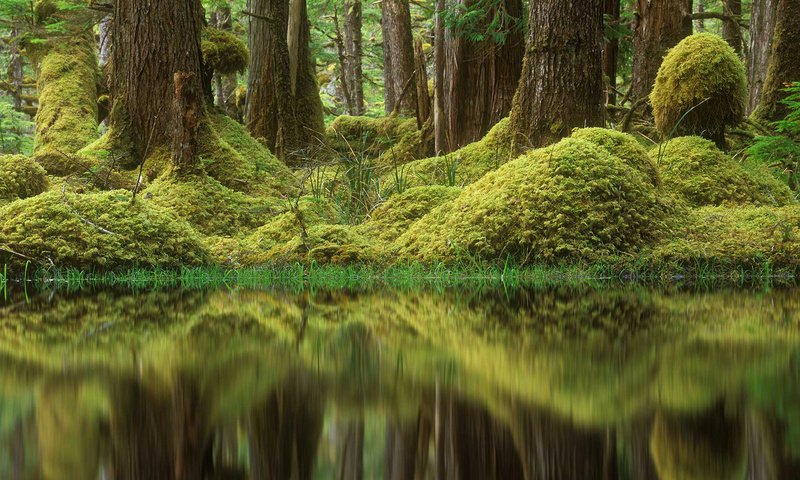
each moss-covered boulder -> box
[570,128,660,186]
[326,115,419,160]
[356,186,461,244]
[0,155,49,204]
[202,27,249,75]
[393,138,670,263]
[0,190,208,268]
[651,33,747,145]
[258,224,374,265]
[651,136,794,207]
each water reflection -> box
[0,286,799,479]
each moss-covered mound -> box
[0,155,49,204]
[393,138,670,263]
[651,136,795,207]
[570,128,660,186]
[357,186,461,244]
[0,190,208,268]
[644,205,800,270]
[276,224,374,265]
[326,115,419,160]
[202,27,249,75]
[651,33,747,143]
[388,117,515,190]
[33,34,100,175]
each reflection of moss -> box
[0,154,49,204]
[394,138,669,263]
[652,136,794,207]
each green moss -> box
[570,128,660,186]
[651,136,795,207]
[33,33,99,176]
[356,186,461,244]
[643,205,800,270]
[0,190,208,269]
[389,118,515,190]
[273,224,374,265]
[0,155,49,204]
[393,138,670,263]
[326,115,419,161]
[651,34,747,143]
[202,27,249,75]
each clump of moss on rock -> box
[33,33,100,175]
[356,186,461,244]
[651,136,795,207]
[0,155,49,204]
[393,137,670,263]
[0,190,208,269]
[570,128,660,186]
[202,27,249,75]
[651,33,747,146]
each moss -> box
[643,205,800,270]
[201,27,249,75]
[0,190,208,269]
[388,118,515,190]
[651,136,795,207]
[0,155,49,204]
[570,128,660,186]
[326,115,419,160]
[33,33,99,176]
[393,138,670,263]
[356,186,461,244]
[272,224,374,265]
[650,34,747,144]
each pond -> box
[1,284,799,479]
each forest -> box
[0,0,799,275]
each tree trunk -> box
[7,28,24,112]
[434,0,447,154]
[381,0,417,115]
[172,72,202,171]
[213,4,240,118]
[694,0,705,31]
[754,0,800,122]
[508,0,605,150]
[748,0,777,113]
[721,0,743,55]
[630,0,693,103]
[343,0,365,115]
[245,0,325,163]
[112,0,205,162]
[414,36,431,128]
[603,0,621,105]
[443,0,524,151]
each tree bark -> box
[213,3,240,118]
[630,0,693,103]
[755,0,800,122]
[694,0,705,31]
[748,0,777,113]
[443,0,524,151]
[343,0,365,115]
[604,0,621,105]
[245,0,325,163]
[508,0,605,150]
[381,0,417,115]
[172,72,202,171]
[434,0,447,154]
[112,0,205,162]
[721,0,743,55]
[414,36,431,128]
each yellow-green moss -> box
[651,136,795,207]
[644,205,800,270]
[570,127,660,186]
[326,115,419,160]
[651,34,747,141]
[0,190,208,268]
[0,155,49,204]
[393,138,670,263]
[202,27,249,75]
[356,186,461,244]
[270,224,374,265]
[33,33,99,176]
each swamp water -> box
[1,284,800,479]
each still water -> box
[1,285,799,479]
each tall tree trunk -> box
[213,3,240,118]
[381,0,417,115]
[343,0,365,115]
[8,28,25,112]
[443,0,524,151]
[433,0,447,154]
[694,0,705,31]
[414,36,431,128]
[246,0,325,163]
[604,0,621,105]
[748,0,777,113]
[721,0,743,55]
[508,0,605,150]
[112,0,205,163]
[630,0,692,103]
[754,0,800,123]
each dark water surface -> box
[1,285,800,479]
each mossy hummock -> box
[0,155,49,205]
[202,27,249,75]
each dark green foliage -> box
[748,82,800,192]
